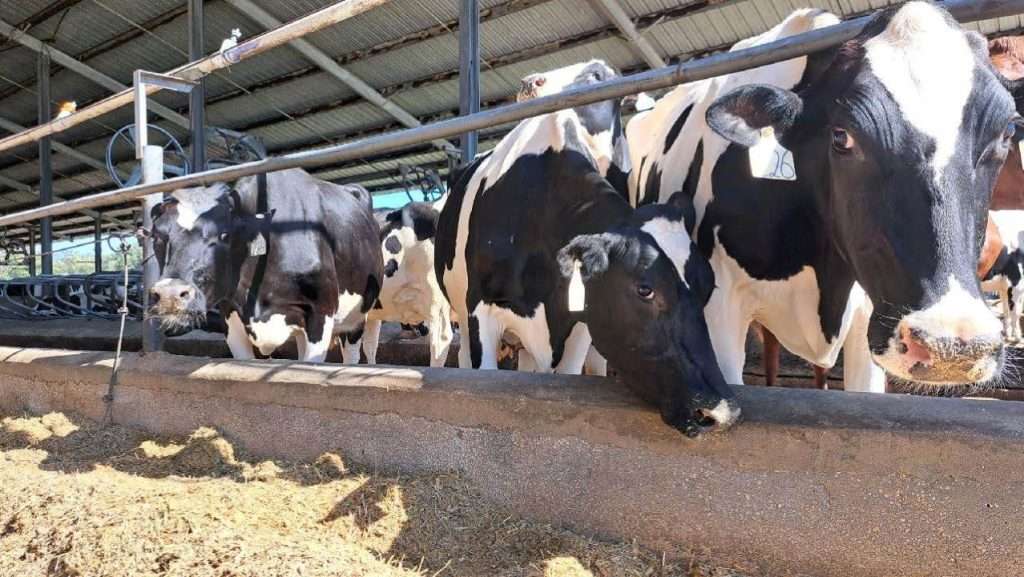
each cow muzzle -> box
[680,397,742,437]
[877,290,1004,385]
[149,278,206,335]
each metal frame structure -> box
[0,0,1017,230]
[0,0,1016,352]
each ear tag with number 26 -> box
[749,126,796,181]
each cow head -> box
[558,204,739,436]
[147,183,272,335]
[707,2,1014,385]
[518,60,632,192]
[379,202,439,278]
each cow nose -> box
[894,318,1003,384]
[150,279,197,311]
[688,398,741,437]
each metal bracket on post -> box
[133,70,197,354]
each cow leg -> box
[813,365,829,389]
[428,305,453,368]
[516,349,537,371]
[554,322,591,375]
[339,324,364,364]
[760,325,781,387]
[583,346,608,376]
[296,316,334,363]
[842,302,886,393]
[225,311,255,360]
[999,280,1012,336]
[467,308,503,369]
[362,318,382,365]
[1011,285,1024,341]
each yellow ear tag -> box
[749,126,796,181]
[568,260,585,312]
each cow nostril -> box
[179,290,191,300]
[149,290,160,304]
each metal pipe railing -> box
[0,0,392,155]
[0,0,1018,229]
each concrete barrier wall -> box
[0,346,1021,577]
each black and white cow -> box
[148,168,383,363]
[629,3,1015,390]
[363,201,454,366]
[981,210,1024,339]
[436,60,740,435]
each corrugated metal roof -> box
[0,0,1019,235]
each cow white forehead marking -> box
[171,185,224,231]
[640,216,691,289]
[863,2,975,181]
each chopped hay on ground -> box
[0,411,770,577]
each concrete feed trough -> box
[0,346,1021,577]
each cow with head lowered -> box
[436,60,740,436]
[628,3,1019,391]
[362,201,454,367]
[147,168,383,363]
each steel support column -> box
[189,0,207,172]
[37,51,52,275]
[141,146,164,353]
[27,227,35,277]
[94,215,102,272]
[458,0,480,163]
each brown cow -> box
[990,36,1024,209]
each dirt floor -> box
[0,411,770,577]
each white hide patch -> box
[333,291,365,333]
[640,217,692,289]
[863,1,974,182]
[896,275,1001,343]
[248,313,296,356]
[171,186,221,231]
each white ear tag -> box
[567,260,585,312]
[749,126,796,181]
[249,233,267,257]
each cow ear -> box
[558,234,613,282]
[706,84,804,147]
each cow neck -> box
[562,171,634,241]
[217,173,269,323]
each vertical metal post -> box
[189,0,207,173]
[141,145,164,352]
[458,0,480,163]
[94,215,102,272]
[27,227,35,277]
[37,50,53,275]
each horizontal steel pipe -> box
[0,0,1019,228]
[0,0,393,156]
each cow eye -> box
[831,128,855,153]
[1003,120,1017,141]
[636,284,654,300]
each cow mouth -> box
[150,309,207,337]
[874,334,1005,387]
